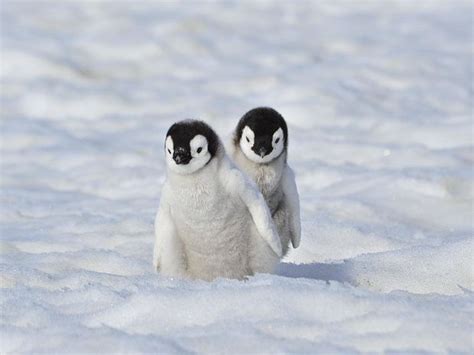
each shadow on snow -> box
[275,261,353,284]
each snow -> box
[1,0,473,353]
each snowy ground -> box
[1,0,473,353]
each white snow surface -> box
[1,0,473,353]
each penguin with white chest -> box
[153,119,282,281]
[231,107,301,257]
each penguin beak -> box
[173,152,191,165]
[252,138,272,159]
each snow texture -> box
[1,0,473,353]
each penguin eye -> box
[197,147,202,154]
[246,136,250,143]
[275,137,280,144]
[167,149,171,154]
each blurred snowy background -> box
[1,0,473,353]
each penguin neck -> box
[235,146,286,169]
[234,147,286,195]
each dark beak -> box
[252,138,272,158]
[173,152,191,165]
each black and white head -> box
[165,120,219,175]
[234,107,288,164]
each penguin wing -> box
[282,166,301,248]
[219,158,282,257]
[153,185,178,271]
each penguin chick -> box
[153,119,282,281]
[231,107,301,257]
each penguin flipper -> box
[281,166,301,249]
[219,158,282,257]
[154,187,187,276]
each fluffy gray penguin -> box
[153,119,282,281]
[231,107,301,257]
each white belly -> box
[170,179,251,280]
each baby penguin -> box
[153,119,282,281]
[231,107,301,256]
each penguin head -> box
[234,107,288,164]
[165,120,219,175]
